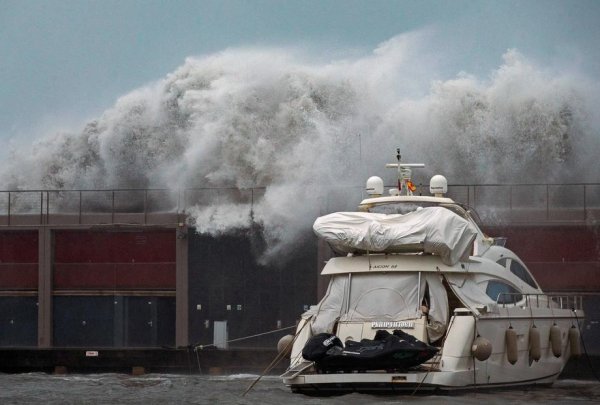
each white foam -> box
[2,34,598,262]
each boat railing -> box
[547,294,585,311]
[497,293,584,311]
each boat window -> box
[496,258,509,268]
[485,281,522,304]
[509,260,538,289]
[368,202,435,215]
[368,202,468,220]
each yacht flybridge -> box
[280,150,584,394]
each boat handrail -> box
[496,292,584,310]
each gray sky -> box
[1,0,599,149]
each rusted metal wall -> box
[0,231,38,346]
[0,231,38,289]
[54,230,175,290]
[486,225,600,292]
[51,230,177,348]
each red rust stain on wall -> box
[485,225,600,291]
[53,230,175,290]
[0,231,38,289]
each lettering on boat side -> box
[323,336,337,346]
[371,264,398,269]
[371,321,414,329]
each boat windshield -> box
[368,202,468,220]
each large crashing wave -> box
[1,34,598,261]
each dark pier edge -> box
[0,348,597,380]
[559,355,600,380]
[0,348,287,375]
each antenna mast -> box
[385,148,424,196]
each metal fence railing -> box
[445,183,600,224]
[0,183,598,226]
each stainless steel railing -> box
[496,292,584,310]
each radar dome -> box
[430,175,448,196]
[366,176,384,196]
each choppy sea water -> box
[0,373,599,404]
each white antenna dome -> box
[366,176,384,196]
[430,175,448,196]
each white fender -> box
[472,336,492,361]
[529,325,541,361]
[569,326,581,358]
[277,334,294,359]
[549,324,562,358]
[506,327,518,365]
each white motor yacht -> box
[280,150,584,394]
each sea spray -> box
[1,34,597,262]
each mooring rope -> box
[242,319,310,396]
[574,310,600,382]
[193,324,296,351]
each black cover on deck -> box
[304,330,438,372]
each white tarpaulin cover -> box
[313,207,477,266]
[309,272,449,342]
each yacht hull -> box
[284,370,558,394]
[283,309,581,394]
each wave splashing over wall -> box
[1,34,597,262]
